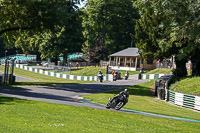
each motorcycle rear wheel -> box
[115,102,124,110]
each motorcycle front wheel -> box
[106,102,111,109]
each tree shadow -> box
[70,68,83,71]
[104,85,152,97]
[14,82,82,86]
[0,81,151,105]
[0,86,84,105]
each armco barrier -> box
[15,64,112,81]
[169,90,200,111]
[140,74,167,80]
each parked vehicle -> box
[106,89,129,110]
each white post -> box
[124,57,127,67]
[135,57,138,69]
[116,57,118,66]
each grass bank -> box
[170,77,200,96]
[66,67,140,77]
[0,96,199,132]
[83,80,200,121]
[145,68,173,74]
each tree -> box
[38,3,84,65]
[134,0,200,79]
[82,0,139,63]
[161,0,200,76]
[0,0,68,35]
[0,0,83,63]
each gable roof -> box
[110,48,140,57]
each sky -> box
[77,1,86,8]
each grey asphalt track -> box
[0,75,199,123]
[0,78,148,109]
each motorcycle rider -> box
[125,71,129,79]
[106,88,129,109]
[112,70,118,81]
[97,70,103,82]
[119,89,129,103]
[111,70,115,75]
[98,70,103,75]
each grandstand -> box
[59,54,83,61]
[0,54,37,64]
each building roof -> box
[110,48,140,57]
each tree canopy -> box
[134,0,200,78]
[0,0,83,63]
[82,0,139,63]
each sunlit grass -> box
[145,68,173,74]
[83,80,200,121]
[0,95,199,132]
[170,77,200,96]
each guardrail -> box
[153,74,200,111]
[139,74,169,79]
[169,90,200,111]
[15,64,112,81]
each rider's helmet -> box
[124,89,128,92]
[99,70,101,72]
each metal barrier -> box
[169,90,200,111]
[154,74,200,111]
[139,73,172,80]
[15,64,113,81]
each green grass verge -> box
[70,67,107,76]
[0,96,199,132]
[69,66,139,77]
[145,69,173,74]
[170,77,200,96]
[0,66,93,86]
[83,80,200,121]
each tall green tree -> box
[82,0,139,63]
[161,0,200,76]
[38,2,84,65]
[0,0,83,62]
[134,0,200,79]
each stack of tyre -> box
[154,74,172,100]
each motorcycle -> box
[106,93,128,110]
[113,72,118,81]
[125,73,129,80]
[98,74,103,82]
